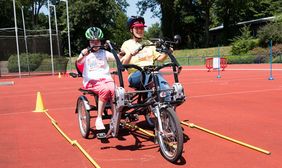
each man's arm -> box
[120,42,143,64]
[156,53,168,62]
[154,47,173,62]
[120,42,133,64]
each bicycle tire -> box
[156,107,183,163]
[77,98,91,138]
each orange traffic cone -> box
[33,92,47,112]
[58,72,61,78]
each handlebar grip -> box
[87,45,105,53]
[87,46,93,53]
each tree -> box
[173,0,206,48]
[211,0,281,45]
[0,0,49,29]
[144,23,162,39]
[137,0,175,39]
[137,0,206,48]
[199,0,215,47]
[30,0,46,27]
[258,19,282,44]
[0,0,15,28]
[57,0,129,55]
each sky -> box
[126,0,160,28]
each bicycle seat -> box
[76,60,84,77]
[78,87,97,96]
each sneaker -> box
[95,117,105,130]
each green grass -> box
[174,46,232,57]
[66,46,233,70]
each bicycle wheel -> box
[77,98,90,138]
[156,107,183,163]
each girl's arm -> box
[105,51,115,62]
[77,48,89,63]
[106,50,125,62]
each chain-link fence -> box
[0,27,68,78]
[1,27,281,78]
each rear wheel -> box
[157,107,183,163]
[77,98,90,138]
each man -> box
[120,16,171,95]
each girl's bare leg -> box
[96,100,106,130]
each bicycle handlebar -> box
[87,45,107,53]
[123,62,181,74]
[122,64,143,72]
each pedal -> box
[97,132,107,139]
[132,114,139,121]
[69,72,78,78]
[125,113,139,122]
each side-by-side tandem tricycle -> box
[70,35,186,163]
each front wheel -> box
[77,98,90,138]
[156,107,183,163]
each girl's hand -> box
[81,48,89,57]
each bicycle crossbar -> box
[125,89,153,94]
[125,88,173,95]
[181,121,271,155]
[122,122,155,137]
[122,122,177,149]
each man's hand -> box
[169,47,174,53]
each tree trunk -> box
[160,0,175,39]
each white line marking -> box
[0,107,74,116]
[190,88,282,98]
[0,81,15,86]
[180,68,282,71]
[0,111,31,116]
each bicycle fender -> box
[78,95,91,111]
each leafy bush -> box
[249,43,282,63]
[273,55,282,63]
[249,47,268,63]
[225,55,256,64]
[231,26,259,55]
[272,44,282,56]
[35,57,69,72]
[8,53,48,72]
[250,47,268,55]
[272,43,282,63]
[7,53,68,72]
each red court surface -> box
[1,64,281,168]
